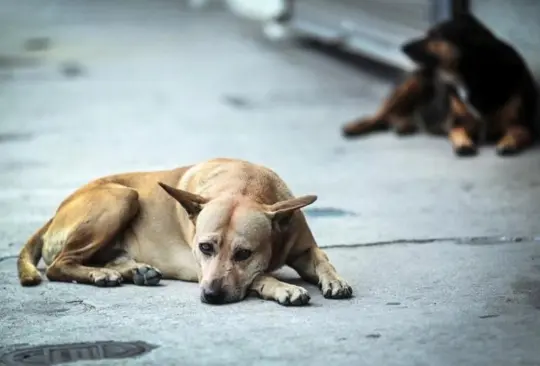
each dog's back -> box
[420,14,538,132]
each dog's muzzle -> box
[200,279,226,305]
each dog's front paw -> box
[319,276,353,299]
[90,269,123,287]
[132,265,162,286]
[496,142,521,156]
[274,284,311,306]
[454,143,477,157]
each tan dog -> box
[17,158,352,306]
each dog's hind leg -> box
[44,183,140,287]
[104,254,163,286]
[341,68,435,138]
[341,114,391,137]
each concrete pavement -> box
[1,1,540,365]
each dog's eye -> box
[233,249,252,262]
[199,242,214,255]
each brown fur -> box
[342,69,434,137]
[17,158,352,306]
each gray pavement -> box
[1,1,540,365]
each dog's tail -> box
[17,218,52,286]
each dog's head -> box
[158,182,317,305]
[401,14,496,77]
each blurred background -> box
[1,0,540,246]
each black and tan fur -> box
[342,13,538,157]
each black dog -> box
[342,13,538,157]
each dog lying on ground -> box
[342,13,538,157]
[17,158,352,306]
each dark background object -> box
[283,0,456,72]
[282,0,540,81]
[281,0,539,128]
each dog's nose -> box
[201,287,225,304]
[200,279,226,304]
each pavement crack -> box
[66,299,97,311]
[0,254,17,263]
[321,235,540,250]
[1,236,538,263]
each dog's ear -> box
[265,195,317,231]
[158,182,209,220]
